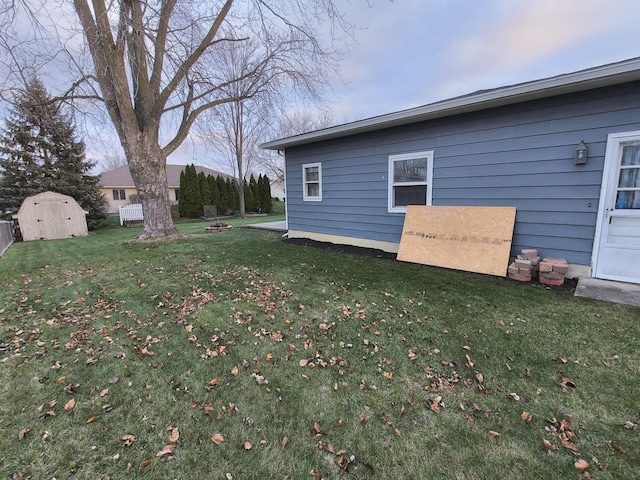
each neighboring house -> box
[270,177,285,201]
[262,57,640,285]
[99,164,228,213]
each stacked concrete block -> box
[539,257,569,286]
[508,249,541,282]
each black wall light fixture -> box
[574,141,588,165]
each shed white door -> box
[593,131,640,284]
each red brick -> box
[539,276,564,286]
[515,258,532,268]
[540,271,565,280]
[542,257,568,267]
[509,273,532,282]
[553,265,569,274]
[521,249,538,259]
[539,262,553,273]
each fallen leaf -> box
[169,427,179,443]
[18,428,31,440]
[100,388,109,397]
[521,411,532,422]
[211,433,225,445]
[475,372,484,383]
[592,456,606,470]
[281,436,289,449]
[299,359,308,367]
[562,440,582,456]
[64,399,75,412]
[121,434,136,447]
[86,416,99,424]
[574,459,589,472]
[139,459,150,467]
[156,444,175,461]
[489,430,501,437]
[558,371,577,390]
[313,422,322,434]
[242,441,252,450]
[465,354,474,368]
[231,366,239,376]
[109,376,119,384]
[611,441,627,455]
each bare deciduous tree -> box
[3,0,352,238]
[257,108,336,186]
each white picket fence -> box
[119,204,144,225]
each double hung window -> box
[388,151,433,212]
[303,163,322,201]
[112,189,126,200]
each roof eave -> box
[261,57,640,150]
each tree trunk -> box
[125,136,179,239]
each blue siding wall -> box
[284,82,640,265]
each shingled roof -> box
[99,164,231,188]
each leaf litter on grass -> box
[1,233,639,479]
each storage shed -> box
[262,58,640,285]
[13,191,89,241]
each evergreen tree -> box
[207,175,220,209]
[249,174,259,211]
[244,179,255,212]
[178,170,187,217]
[0,78,108,229]
[178,164,202,217]
[259,174,273,213]
[216,175,228,214]
[198,171,211,210]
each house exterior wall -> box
[100,187,178,213]
[284,81,640,268]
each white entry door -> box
[593,131,640,283]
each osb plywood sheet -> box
[397,206,516,276]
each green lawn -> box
[1,218,638,479]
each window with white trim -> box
[388,151,433,213]
[303,163,322,201]
[112,189,126,200]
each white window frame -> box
[388,151,434,213]
[302,162,322,201]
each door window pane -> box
[616,145,640,209]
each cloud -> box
[429,0,638,98]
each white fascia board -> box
[261,57,640,151]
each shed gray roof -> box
[99,164,229,188]
[261,57,640,150]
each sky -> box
[169,0,640,169]
[3,0,640,171]
[322,0,640,122]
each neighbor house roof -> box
[99,164,229,188]
[261,57,640,150]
